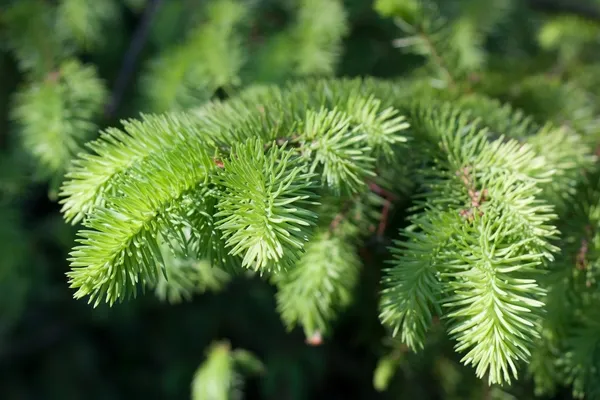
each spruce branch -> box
[344,95,410,161]
[290,0,348,77]
[11,59,106,181]
[60,113,208,224]
[215,138,319,272]
[56,0,119,51]
[141,0,248,112]
[381,102,559,384]
[275,229,361,338]
[67,128,217,306]
[297,108,376,194]
[192,341,263,400]
[153,225,231,304]
[2,0,61,75]
[379,211,453,351]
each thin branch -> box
[105,0,164,118]
[377,199,391,237]
[419,30,457,89]
[528,0,600,22]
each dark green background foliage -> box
[2,0,600,399]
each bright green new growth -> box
[380,103,559,384]
[49,0,600,394]
[215,138,319,272]
[66,114,217,306]
[275,229,361,337]
[153,239,231,304]
[11,59,106,180]
[59,113,205,224]
[143,0,248,112]
[59,76,586,387]
[191,341,263,400]
[299,108,375,193]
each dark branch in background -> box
[528,0,600,22]
[105,0,163,118]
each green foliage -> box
[153,240,230,304]
[275,229,361,337]
[289,0,348,76]
[11,60,106,183]
[192,341,263,400]
[538,15,600,66]
[299,108,376,193]
[141,0,349,112]
[56,0,119,50]
[380,103,560,384]
[66,114,218,306]
[2,0,63,75]
[59,113,202,224]
[142,0,248,112]
[6,0,600,399]
[215,138,319,272]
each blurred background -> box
[1,0,600,399]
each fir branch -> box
[344,95,410,161]
[56,0,119,51]
[67,130,217,306]
[215,138,319,272]
[192,342,240,400]
[297,108,376,194]
[275,229,361,338]
[153,233,231,304]
[141,0,248,112]
[60,113,207,224]
[192,341,263,400]
[11,59,106,181]
[380,212,453,351]
[2,0,62,75]
[381,102,559,384]
[290,0,348,76]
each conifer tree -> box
[3,0,600,399]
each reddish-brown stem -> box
[368,181,398,201]
[377,200,391,237]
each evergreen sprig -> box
[153,236,231,304]
[59,76,593,389]
[56,0,118,50]
[11,59,106,182]
[215,138,319,272]
[380,102,559,384]
[275,229,361,337]
[142,0,248,112]
[290,0,348,77]
[192,341,264,400]
[66,117,217,306]
[60,113,204,224]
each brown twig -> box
[377,199,391,237]
[368,181,399,201]
[329,198,355,233]
[456,166,488,222]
